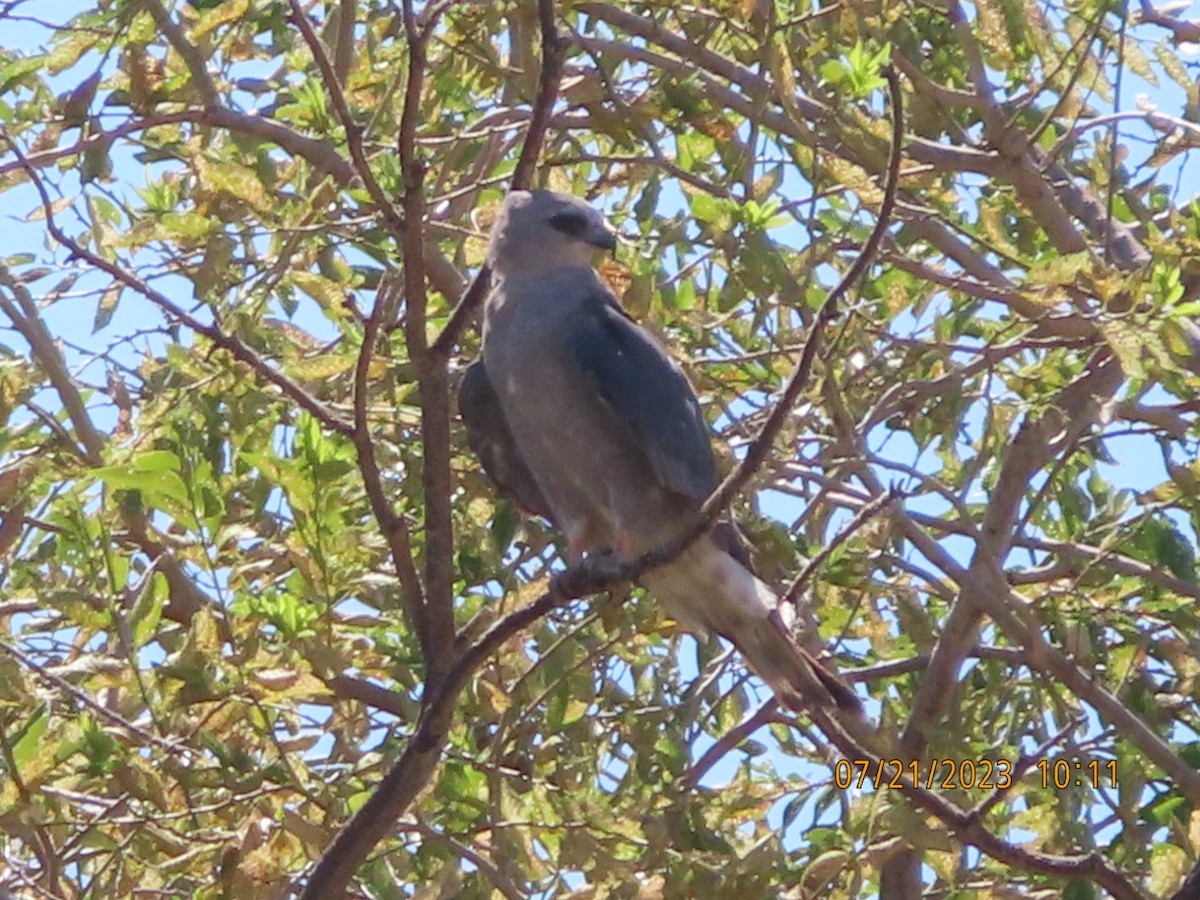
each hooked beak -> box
[588,226,618,253]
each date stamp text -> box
[832,758,1118,791]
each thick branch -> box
[352,282,431,666]
[904,351,1123,748]
[396,0,457,685]
[1138,0,1200,43]
[839,450,1200,809]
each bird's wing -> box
[568,295,718,505]
[568,297,861,713]
[458,359,554,520]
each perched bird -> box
[460,189,859,713]
[461,355,754,567]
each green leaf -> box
[12,708,50,769]
[93,451,189,505]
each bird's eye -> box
[549,211,590,238]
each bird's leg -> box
[564,519,631,566]
[563,521,592,566]
[613,529,634,562]
[565,537,587,566]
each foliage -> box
[1,0,1199,897]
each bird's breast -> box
[482,300,680,554]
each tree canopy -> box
[2,0,1200,897]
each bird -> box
[461,355,755,566]
[459,189,860,714]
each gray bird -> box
[461,356,754,565]
[461,190,858,713]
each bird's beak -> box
[588,227,618,253]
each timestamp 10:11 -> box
[1037,759,1117,789]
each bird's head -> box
[486,190,617,278]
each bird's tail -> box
[641,536,861,714]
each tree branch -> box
[351,277,431,667]
[140,0,220,109]
[834,726,1148,900]
[288,0,407,242]
[396,0,457,687]
[680,700,778,790]
[1137,0,1200,43]
[641,67,904,569]
[0,265,105,465]
[430,0,566,359]
[1,130,352,438]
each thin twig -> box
[0,129,352,437]
[0,639,188,755]
[680,700,778,790]
[0,264,105,464]
[287,0,406,240]
[141,0,220,108]
[510,0,566,192]
[351,275,430,665]
[970,714,1087,820]
[429,0,566,360]
[634,66,904,574]
[782,487,902,607]
[830,724,1147,900]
